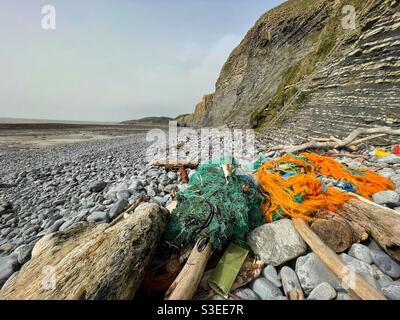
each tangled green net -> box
[163,157,265,253]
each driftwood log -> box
[268,127,400,153]
[153,160,198,184]
[165,240,213,300]
[293,219,386,300]
[288,289,305,300]
[152,160,198,169]
[335,196,400,261]
[310,212,368,253]
[0,204,168,300]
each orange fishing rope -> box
[255,153,395,222]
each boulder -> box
[86,211,109,223]
[381,282,400,300]
[295,252,342,294]
[372,191,400,205]
[0,255,19,288]
[247,219,307,266]
[232,288,260,300]
[0,204,168,299]
[262,265,282,288]
[249,278,283,300]
[348,243,372,264]
[14,243,34,265]
[280,266,303,296]
[307,282,336,300]
[378,154,400,164]
[368,240,400,278]
[336,291,354,300]
[339,253,380,289]
[89,181,106,193]
[109,199,129,219]
[377,168,396,179]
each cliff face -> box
[178,0,400,142]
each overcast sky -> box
[0,0,285,122]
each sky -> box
[0,0,285,122]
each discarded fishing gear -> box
[163,157,264,252]
[255,153,395,222]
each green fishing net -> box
[162,157,265,253]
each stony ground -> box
[217,146,400,301]
[0,134,182,286]
[1,132,400,300]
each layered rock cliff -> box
[178,0,400,143]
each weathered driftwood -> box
[231,259,264,291]
[268,127,400,153]
[288,288,305,300]
[293,218,386,300]
[335,196,400,261]
[0,204,168,300]
[310,213,368,253]
[165,240,213,300]
[152,160,198,169]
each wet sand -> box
[0,123,167,153]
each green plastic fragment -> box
[208,243,249,298]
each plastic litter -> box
[162,157,264,252]
[208,243,249,298]
[255,153,395,222]
[374,148,391,158]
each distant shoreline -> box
[0,117,118,125]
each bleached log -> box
[0,204,168,300]
[268,127,400,153]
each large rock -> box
[372,191,400,205]
[0,255,19,288]
[108,199,129,219]
[86,211,109,223]
[247,219,307,266]
[339,253,380,289]
[232,288,260,300]
[348,243,372,265]
[295,252,341,294]
[377,168,396,179]
[307,282,336,300]
[368,240,400,278]
[89,181,106,193]
[14,243,34,265]
[381,282,400,300]
[262,265,282,288]
[378,155,400,165]
[249,278,283,300]
[0,204,168,300]
[280,266,303,296]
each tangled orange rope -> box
[255,153,395,222]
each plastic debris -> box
[255,153,395,222]
[162,157,264,252]
[208,243,249,298]
[374,148,391,158]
